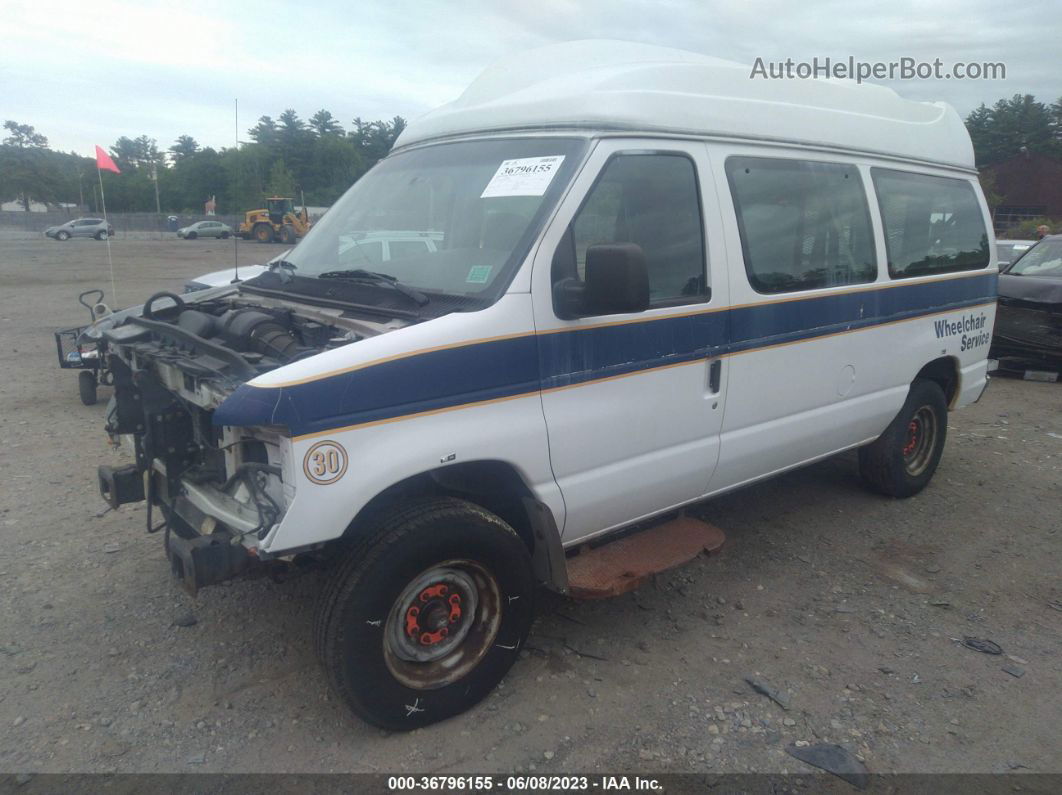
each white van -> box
[92,41,996,729]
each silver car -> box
[995,239,1035,270]
[44,218,114,241]
[177,220,232,240]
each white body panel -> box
[704,144,996,492]
[529,138,730,543]
[258,294,563,553]
[250,129,995,555]
[397,41,974,170]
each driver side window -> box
[554,153,708,306]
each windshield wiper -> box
[317,269,430,306]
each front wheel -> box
[56,231,70,241]
[78,371,98,406]
[315,498,535,730]
[859,379,948,498]
[186,231,197,240]
[220,231,230,239]
[253,223,274,244]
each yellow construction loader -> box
[238,197,311,244]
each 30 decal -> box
[303,440,348,485]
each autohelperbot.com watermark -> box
[750,56,1006,83]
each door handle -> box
[708,359,722,393]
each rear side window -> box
[871,169,989,278]
[726,157,877,294]
[564,153,707,305]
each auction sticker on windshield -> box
[480,156,565,197]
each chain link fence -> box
[0,211,243,239]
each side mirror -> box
[585,242,649,315]
[552,243,650,318]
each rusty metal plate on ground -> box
[567,517,725,599]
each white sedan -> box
[177,221,233,240]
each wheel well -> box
[915,356,960,407]
[343,461,539,551]
[336,461,567,591]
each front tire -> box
[315,498,535,730]
[78,371,98,406]
[186,231,197,240]
[253,223,274,244]
[859,379,948,498]
[56,231,70,241]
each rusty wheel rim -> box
[383,560,502,690]
[902,405,936,477]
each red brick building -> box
[981,150,1062,234]
[981,150,1062,232]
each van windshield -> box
[286,137,587,298]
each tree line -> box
[3,92,1062,215]
[964,94,1062,167]
[0,110,405,215]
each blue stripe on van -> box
[213,272,997,437]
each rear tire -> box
[78,371,98,406]
[859,379,948,498]
[315,497,535,730]
[94,230,107,241]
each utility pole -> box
[151,162,162,238]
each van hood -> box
[999,273,1062,305]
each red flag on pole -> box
[95,145,120,174]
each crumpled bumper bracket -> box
[166,532,253,595]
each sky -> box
[3,0,1059,156]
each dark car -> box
[990,235,1062,376]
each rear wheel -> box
[253,223,274,244]
[94,230,107,241]
[78,371,98,406]
[315,497,535,730]
[859,379,948,497]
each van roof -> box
[396,40,974,170]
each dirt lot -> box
[0,237,1059,777]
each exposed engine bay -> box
[101,289,405,407]
[93,287,408,592]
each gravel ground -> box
[0,237,1060,776]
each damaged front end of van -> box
[94,284,413,593]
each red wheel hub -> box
[903,420,920,457]
[404,582,464,647]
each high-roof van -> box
[91,41,996,729]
